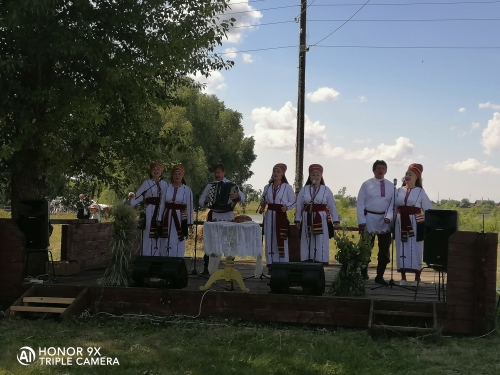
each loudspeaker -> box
[17,199,50,249]
[423,209,459,270]
[268,263,325,296]
[132,256,188,289]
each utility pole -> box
[294,0,308,194]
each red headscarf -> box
[408,163,423,178]
[171,165,186,184]
[306,164,325,185]
[272,163,288,184]
[149,162,163,171]
[171,165,185,176]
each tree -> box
[0,0,234,219]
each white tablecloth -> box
[203,221,263,276]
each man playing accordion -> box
[199,163,245,274]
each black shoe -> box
[201,268,209,275]
[375,276,389,286]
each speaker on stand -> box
[415,209,458,301]
[16,199,55,279]
[132,256,189,289]
[268,262,325,296]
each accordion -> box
[206,181,239,213]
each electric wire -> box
[310,0,372,47]
[230,18,500,29]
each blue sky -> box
[194,0,500,202]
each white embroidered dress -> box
[131,179,169,256]
[261,183,296,264]
[294,185,339,264]
[157,184,194,257]
[385,187,433,272]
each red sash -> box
[145,197,161,238]
[397,206,421,242]
[267,204,289,257]
[303,204,328,235]
[160,203,187,241]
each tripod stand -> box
[371,178,415,292]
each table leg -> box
[199,256,250,292]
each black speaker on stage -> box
[423,209,459,270]
[268,263,325,296]
[132,256,188,288]
[17,199,50,249]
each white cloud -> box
[251,102,413,165]
[306,87,340,103]
[242,53,253,63]
[478,102,500,110]
[358,96,368,103]
[446,158,500,175]
[224,47,238,59]
[471,122,480,130]
[458,107,466,113]
[481,112,500,154]
[191,71,227,94]
[221,0,263,44]
[342,137,414,165]
[353,138,371,144]
[251,102,336,156]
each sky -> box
[193,0,500,203]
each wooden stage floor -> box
[41,259,445,303]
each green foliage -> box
[330,230,372,296]
[0,0,235,209]
[99,204,138,286]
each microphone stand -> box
[372,178,414,291]
[190,178,212,278]
[135,177,164,256]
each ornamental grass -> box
[99,204,138,286]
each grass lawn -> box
[0,318,499,374]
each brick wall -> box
[446,231,498,335]
[0,219,25,307]
[61,222,113,270]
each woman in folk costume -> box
[294,164,340,264]
[130,162,169,256]
[384,163,433,286]
[157,165,194,257]
[258,163,296,265]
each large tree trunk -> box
[10,149,48,221]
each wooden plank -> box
[10,306,67,313]
[61,287,89,321]
[371,324,435,333]
[24,297,75,305]
[373,310,434,318]
[6,286,35,316]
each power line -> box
[307,0,500,6]
[310,0,371,46]
[230,18,500,28]
[215,45,500,55]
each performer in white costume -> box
[294,164,340,264]
[384,163,433,286]
[199,163,245,274]
[258,163,296,265]
[357,160,394,285]
[157,165,194,258]
[130,162,169,256]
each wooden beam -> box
[10,306,67,314]
[61,287,89,321]
[23,297,75,305]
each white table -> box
[201,221,263,292]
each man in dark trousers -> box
[356,160,394,285]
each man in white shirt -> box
[199,163,245,274]
[357,160,394,285]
